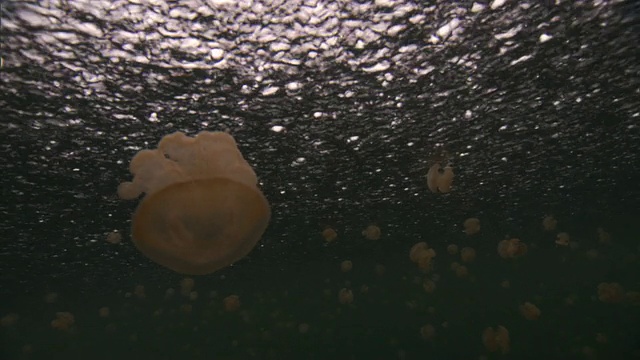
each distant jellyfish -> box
[597,282,625,304]
[482,325,510,354]
[134,285,145,299]
[340,260,353,273]
[223,295,241,312]
[98,307,110,318]
[542,215,557,231]
[420,324,436,341]
[460,247,476,263]
[497,238,528,259]
[51,312,74,331]
[447,244,459,255]
[422,278,436,293]
[463,218,480,235]
[338,288,354,304]
[555,232,570,246]
[597,227,612,245]
[427,163,454,193]
[410,242,436,271]
[519,302,541,320]
[1,313,19,327]
[362,225,381,240]
[106,231,122,244]
[322,227,338,243]
[117,131,271,275]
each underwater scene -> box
[1,0,639,359]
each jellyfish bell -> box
[426,162,454,193]
[118,131,271,275]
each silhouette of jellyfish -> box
[118,131,271,275]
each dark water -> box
[1,0,640,359]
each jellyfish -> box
[542,215,557,231]
[555,232,570,246]
[338,288,354,304]
[460,247,476,263]
[482,325,510,354]
[426,163,454,193]
[362,225,381,240]
[519,302,541,320]
[117,131,271,275]
[322,227,338,242]
[223,295,241,312]
[463,218,480,235]
[340,260,353,273]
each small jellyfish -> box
[519,302,541,320]
[420,324,436,341]
[422,278,436,293]
[338,288,354,304]
[340,260,353,273]
[98,307,110,318]
[497,238,528,259]
[555,232,570,246]
[542,215,557,231]
[447,244,459,255]
[460,247,476,263]
[597,227,612,245]
[482,325,510,354]
[463,218,480,235]
[410,242,436,272]
[597,282,625,304]
[223,295,241,312]
[426,163,454,193]
[362,225,381,240]
[322,227,338,243]
[106,231,122,244]
[117,131,271,275]
[51,312,74,331]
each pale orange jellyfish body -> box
[426,163,454,193]
[118,131,271,275]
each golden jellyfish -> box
[51,312,74,331]
[1,313,19,327]
[460,247,476,263]
[463,218,480,235]
[597,282,625,304]
[117,131,271,275]
[322,227,338,243]
[497,238,528,259]
[98,307,110,318]
[555,232,570,246]
[340,260,353,273]
[134,285,145,299]
[519,302,541,320]
[426,163,454,193]
[223,295,241,312]
[597,227,612,245]
[422,278,436,293]
[44,292,59,304]
[482,326,510,354]
[447,244,459,255]
[106,231,122,244]
[338,288,354,304]
[626,291,640,306]
[542,215,557,231]
[362,225,381,240]
[410,242,436,271]
[420,324,436,341]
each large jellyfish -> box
[117,131,271,275]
